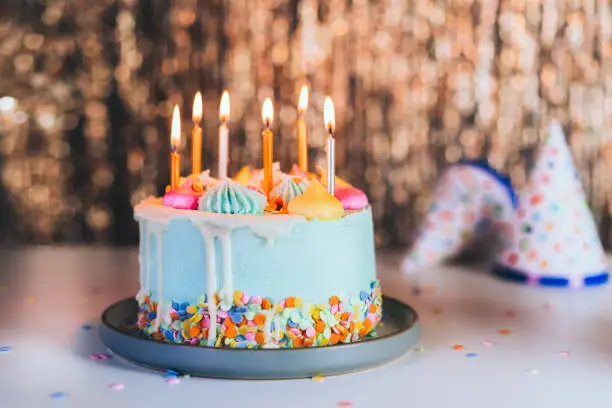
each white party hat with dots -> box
[401,160,516,274]
[493,121,609,287]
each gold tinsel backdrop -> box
[1,0,612,248]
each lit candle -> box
[323,97,336,195]
[218,91,230,179]
[261,98,274,195]
[297,85,309,171]
[191,92,203,175]
[170,105,181,189]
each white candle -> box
[323,97,336,195]
[218,91,230,179]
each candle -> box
[170,105,181,189]
[297,85,309,171]
[261,98,274,195]
[191,92,203,175]
[323,97,336,195]
[218,91,230,179]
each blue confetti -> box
[230,313,243,324]
[147,312,157,320]
[234,306,247,314]
[80,325,92,331]
[0,346,11,352]
[49,392,67,399]
[287,319,298,328]
[466,353,478,358]
[359,291,369,301]
[179,302,189,311]
[172,302,180,311]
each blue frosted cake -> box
[134,165,381,349]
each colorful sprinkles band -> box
[137,280,382,349]
[492,264,609,287]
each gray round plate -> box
[100,296,420,380]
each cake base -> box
[100,296,419,379]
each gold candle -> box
[297,85,309,171]
[323,97,336,195]
[170,105,181,189]
[191,92,203,175]
[261,98,274,195]
[218,91,230,179]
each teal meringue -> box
[198,179,267,215]
[269,175,309,209]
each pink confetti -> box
[108,383,124,390]
[558,351,570,357]
[481,340,494,347]
[90,353,112,360]
[166,377,181,385]
[338,402,353,407]
[543,302,552,310]
[503,310,515,318]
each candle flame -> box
[298,85,308,113]
[324,97,335,132]
[192,92,203,123]
[220,91,230,121]
[171,105,181,150]
[262,98,273,126]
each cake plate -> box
[100,296,420,380]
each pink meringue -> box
[334,186,369,210]
[162,188,201,210]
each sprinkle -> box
[414,346,424,352]
[452,344,464,351]
[481,340,494,347]
[498,329,510,335]
[108,383,124,390]
[24,296,35,303]
[526,368,540,375]
[503,310,515,318]
[558,351,570,357]
[81,325,92,331]
[0,346,11,352]
[90,353,112,360]
[466,353,478,358]
[432,307,443,315]
[312,376,325,382]
[49,392,67,399]
[337,402,353,407]
[166,377,181,384]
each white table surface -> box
[2,247,612,408]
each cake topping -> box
[162,187,201,210]
[269,175,310,211]
[234,165,253,185]
[335,186,369,210]
[198,178,267,215]
[287,179,344,220]
[180,170,218,192]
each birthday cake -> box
[134,165,381,349]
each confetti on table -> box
[558,351,570,357]
[432,307,443,315]
[498,329,510,335]
[452,344,465,351]
[312,376,325,382]
[543,302,552,310]
[337,402,353,407]
[466,353,478,358]
[415,346,425,352]
[481,340,494,347]
[0,346,11,352]
[24,296,35,303]
[49,392,68,399]
[503,310,515,318]
[90,353,112,360]
[526,368,540,375]
[80,325,92,331]
[166,377,180,385]
[411,287,422,296]
[108,383,124,390]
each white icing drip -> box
[138,221,145,287]
[219,233,233,301]
[145,218,170,332]
[263,310,275,343]
[135,203,306,243]
[201,229,218,346]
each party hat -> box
[401,160,517,274]
[492,121,608,287]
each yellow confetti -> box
[24,296,35,303]
[312,376,325,382]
